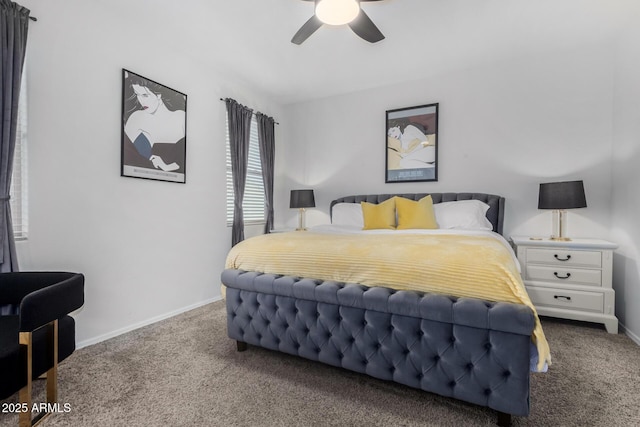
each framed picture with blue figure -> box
[385,103,438,183]
[121,69,187,183]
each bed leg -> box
[496,412,511,427]
[236,340,247,352]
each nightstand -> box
[510,236,618,333]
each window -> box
[225,116,265,225]
[10,70,28,240]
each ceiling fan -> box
[292,0,385,45]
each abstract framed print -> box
[385,103,438,183]
[121,69,187,183]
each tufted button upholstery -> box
[222,270,534,336]
[224,270,533,417]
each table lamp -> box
[538,180,587,241]
[290,189,315,231]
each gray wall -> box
[611,23,640,344]
[15,1,640,347]
[17,0,284,346]
[276,38,640,341]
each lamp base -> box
[549,209,572,241]
[549,236,572,242]
[297,208,307,231]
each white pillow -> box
[433,200,493,231]
[332,203,364,228]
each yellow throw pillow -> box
[361,197,396,230]
[396,196,438,230]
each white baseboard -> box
[76,296,222,349]
[620,322,640,346]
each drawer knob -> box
[554,254,572,261]
[553,272,572,279]
[554,295,572,301]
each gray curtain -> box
[225,98,253,246]
[256,113,275,234]
[0,0,29,273]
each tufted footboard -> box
[222,269,534,423]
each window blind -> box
[226,116,265,225]
[10,71,28,240]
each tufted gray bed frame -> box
[222,193,533,426]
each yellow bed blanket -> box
[225,231,550,371]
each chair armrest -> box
[19,273,84,332]
[0,272,79,305]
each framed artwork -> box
[121,69,187,183]
[385,103,438,183]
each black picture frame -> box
[121,69,187,183]
[385,103,438,183]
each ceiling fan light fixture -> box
[315,0,360,26]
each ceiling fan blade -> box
[292,15,323,45]
[348,9,385,43]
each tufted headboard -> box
[330,193,505,236]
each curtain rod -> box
[219,98,279,125]
[29,16,37,21]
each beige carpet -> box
[1,300,639,426]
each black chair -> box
[0,272,84,427]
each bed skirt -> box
[223,269,534,418]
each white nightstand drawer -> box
[526,286,603,312]
[511,236,618,333]
[526,248,601,268]
[526,265,602,287]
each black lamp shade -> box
[290,189,315,209]
[538,180,587,210]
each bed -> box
[222,193,549,426]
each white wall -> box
[276,38,640,338]
[278,41,615,240]
[15,1,639,346]
[611,22,640,343]
[17,0,283,346]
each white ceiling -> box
[105,0,636,105]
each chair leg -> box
[18,320,59,427]
[18,332,33,427]
[46,320,58,403]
